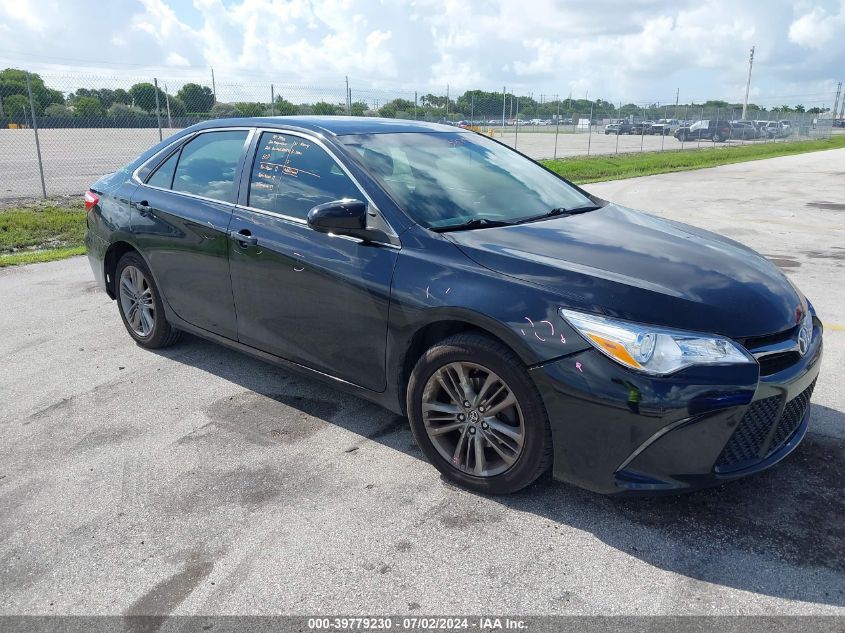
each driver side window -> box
[248,132,362,220]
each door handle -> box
[229,229,258,246]
[135,200,153,217]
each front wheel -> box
[407,333,552,494]
[116,252,181,349]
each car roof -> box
[189,115,456,136]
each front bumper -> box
[529,318,823,495]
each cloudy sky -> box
[1,0,843,108]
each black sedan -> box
[85,117,822,495]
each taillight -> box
[84,190,99,210]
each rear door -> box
[227,130,399,391]
[131,128,252,340]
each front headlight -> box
[559,308,752,376]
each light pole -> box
[742,46,755,120]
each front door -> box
[228,131,399,392]
[131,129,251,340]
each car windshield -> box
[340,132,594,229]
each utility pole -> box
[270,84,275,116]
[832,82,842,121]
[153,78,163,141]
[211,67,217,103]
[742,45,755,120]
[345,75,350,115]
[164,82,172,128]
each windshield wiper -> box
[431,218,514,233]
[516,204,602,224]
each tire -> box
[713,132,724,142]
[678,132,687,142]
[406,333,552,494]
[115,251,181,349]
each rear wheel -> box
[678,132,687,142]
[116,252,181,349]
[407,333,552,494]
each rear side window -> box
[248,132,361,220]
[147,150,179,189]
[171,130,249,202]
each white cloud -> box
[0,0,841,109]
[166,52,190,66]
[789,3,845,49]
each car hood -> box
[446,204,804,339]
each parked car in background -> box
[730,121,760,140]
[604,120,633,135]
[755,121,778,138]
[764,121,788,138]
[629,121,655,135]
[674,120,733,142]
[649,119,680,135]
[778,120,793,136]
[84,116,823,495]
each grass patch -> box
[0,198,87,267]
[0,245,87,267]
[540,136,845,184]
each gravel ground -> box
[0,149,843,617]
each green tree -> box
[0,68,64,114]
[166,96,186,117]
[233,102,266,117]
[108,102,147,119]
[379,98,414,119]
[350,101,368,116]
[73,96,103,117]
[210,102,241,118]
[3,94,29,117]
[44,103,72,116]
[129,82,167,113]
[312,101,339,115]
[176,83,215,113]
[271,96,298,115]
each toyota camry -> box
[84,117,823,495]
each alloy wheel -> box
[421,361,525,477]
[119,265,155,337]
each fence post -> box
[270,84,275,116]
[639,105,645,153]
[153,78,163,142]
[164,82,172,128]
[514,98,520,150]
[26,72,47,199]
[554,95,560,159]
[587,102,593,156]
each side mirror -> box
[307,198,383,242]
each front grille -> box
[758,352,801,376]
[715,379,816,472]
[739,324,802,376]
[770,379,816,448]
[716,395,782,469]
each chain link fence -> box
[0,70,840,200]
